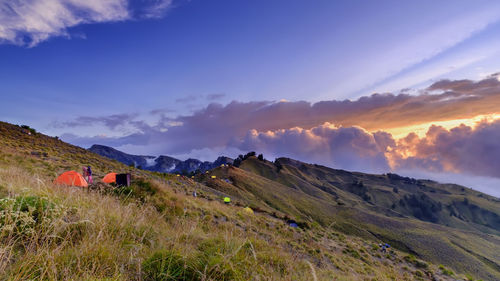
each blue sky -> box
[2,0,500,196]
[2,0,500,131]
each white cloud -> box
[0,0,172,46]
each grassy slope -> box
[0,121,487,280]
[196,156,500,280]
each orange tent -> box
[54,171,88,187]
[102,172,117,184]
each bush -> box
[142,250,198,281]
[342,245,361,259]
[438,264,454,276]
[113,178,158,201]
[0,196,61,239]
[196,238,236,280]
[20,125,36,134]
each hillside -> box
[0,121,497,280]
[196,156,500,280]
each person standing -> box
[82,166,88,179]
[87,166,93,184]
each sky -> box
[1,0,500,196]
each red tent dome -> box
[102,172,117,184]
[54,171,88,187]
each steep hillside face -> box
[196,156,500,280]
[270,157,500,233]
[89,144,233,173]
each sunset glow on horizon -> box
[382,113,500,139]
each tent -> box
[102,172,117,184]
[243,207,254,214]
[116,173,131,187]
[211,175,217,179]
[54,171,88,187]
[223,197,231,204]
[287,219,299,228]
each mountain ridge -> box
[89,144,233,174]
[195,155,500,280]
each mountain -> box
[196,155,500,280]
[88,144,157,168]
[89,144,233,173]
[1,120,499,280]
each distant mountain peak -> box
[88,144,233,173]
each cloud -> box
[60,76,500,185]
[206,93,226,101]
[348,7,500,98]
[390,120,500,179]
[175,95,199,103]
[0,0,172,46]
[175,93,227,104]
[53,113,138,130]
[130,0,172,19]
[150,108,175,115]
[236,123,391,173]
[63,76,500,150]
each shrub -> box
[196,238,236,280]
[113,178,158,201]
[465,273,475,281]
[342,245,361,259]
[0,196,61,239]
[0,185,8,198]
[142,250,198,281]
[403,254,428,269]
[438,264,454,276]
[20,125,36,134]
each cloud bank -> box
[59,76,500,195]
[0,0,172,46]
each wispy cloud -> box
[53,113,138,130]
[175,93,226,103]
[134,0,172,19]
[335,6,500,99]
[206,93,226,101]
[0,0,173,46]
